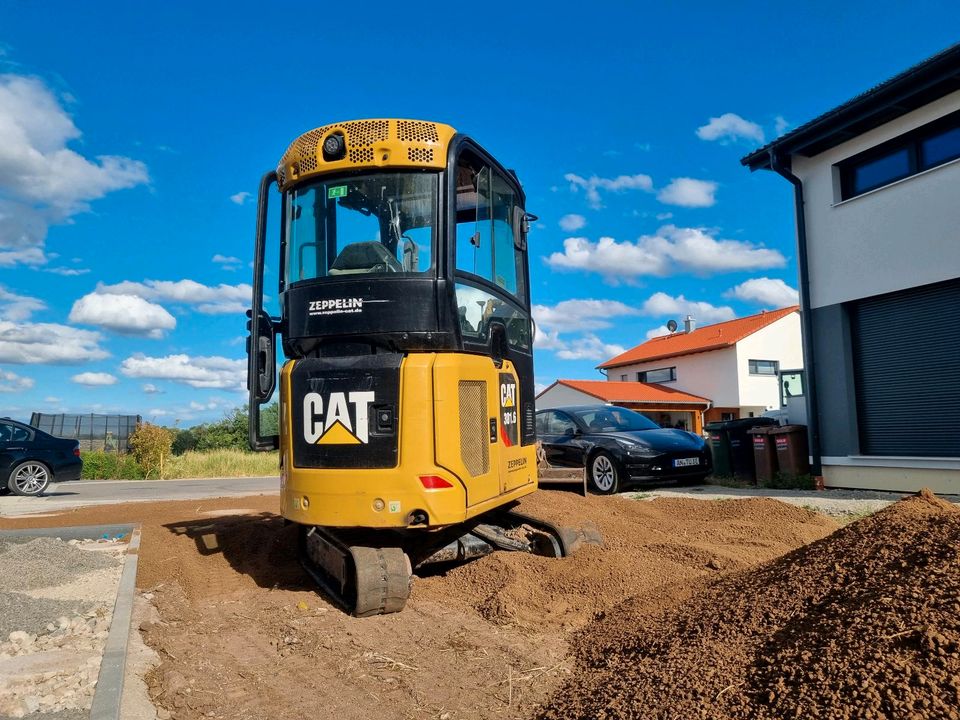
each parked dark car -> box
[0,418,82,496]
[536,404,710,493]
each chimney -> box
[684,315,696,333]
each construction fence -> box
[30,413,142,453]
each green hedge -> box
[80,451,146,480]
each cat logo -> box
[499,374,518,447]
[302,391,375,445]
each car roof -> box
[537,404,625,413]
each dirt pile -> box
[419,492,836,632]
[536,489,960,720]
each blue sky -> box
[0,1,957,426]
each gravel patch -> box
[0,710,91,720]
[0,593,96,640]
[0,539,120,592]
[628,484,960,518]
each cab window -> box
[454,152,526,300]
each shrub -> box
[80,451,145,480]
[128,422,174,478]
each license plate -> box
[673,457,699,467]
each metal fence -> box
[29,413,142,453]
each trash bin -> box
[725,417,778,483]
[771,425,810,479]
[749,426,778,485]
[705,422,732,478]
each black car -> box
[0,418,82,496]
[536,404,710,493]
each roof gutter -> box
[768,149,823,479]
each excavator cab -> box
[247,120,577,616]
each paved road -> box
[0,476,279,517]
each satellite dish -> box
[666,319,678,333]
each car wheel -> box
[588,451,620,495]
[8,461,51,497]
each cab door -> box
[449,142,536,492]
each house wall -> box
[607,346,739,407]
[789,89,960,491]
[606,314,802,414]
[734,313,804,410]
[535,385,596,409]
[792,88,960,310]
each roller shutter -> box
[851,277,960,457]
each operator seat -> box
[329,241,403,275]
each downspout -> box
[768,149,823,479]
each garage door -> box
[851,277,960,457]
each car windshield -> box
[570,407,660,433]
[286,171,437,284]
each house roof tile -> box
[541,379,710,406]
[598,306,799,370]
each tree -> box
[129,422,174,478]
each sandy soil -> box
[0,490,838,720]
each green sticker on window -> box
[328,185,348,199]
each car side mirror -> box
[564,427,577,437]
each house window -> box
[838,109,960,200]
[721,412,735,421]
[749,359,779,376]
[637,367,676,383]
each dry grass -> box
[163,449,279,479]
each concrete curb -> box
[90,524,141,720]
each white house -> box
[539,306,803,434]
[742,44,960,494]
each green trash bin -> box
[705,422,732,478]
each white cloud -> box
[120,353,246,391]
[546,225,785,282]
[0,286,45,321]
[230,191,251,205]
[0,321,108,364]
[657,178,718,208]
[71,371,117,386]
[774,116,790,136]
[555,334,625,362]
[44,396,61,403]
[696,113,765,144]
[531,300,636,361]
[142,383,162,394]
[212,254,242,270]
[645,325,672,339]
[0,74,149,267]
[95,279,251,315]
[564,172,653,209]
[45,266,90,276]
[640,292,737,324]
[558,214,586,232]
[655,212,673,221]
[724,277,799,308]
[69,292,176,338]
[0,370,34,392]
[533,299,639,333]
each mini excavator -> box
[247,120,591,616]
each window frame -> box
[637,366,677,383]
[837,108,960,200]
[748,359,779,376]
[282,169,440,288]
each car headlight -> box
[614,438,659,457]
